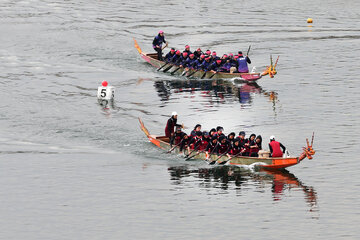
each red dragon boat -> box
[139,118,315,170]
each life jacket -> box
[230,146,242,155]
[208,62,222,71]
[218,142,230,154]
[199,139,209,151]
[185,58,197,68]
[173,132,184,145]
[221,62,232,72]
[190,137,202,150]
[206,141,218,153]
[170,54,180,64]
[237,57,249,73]
[269,141,283,157]
[194,59,204,69]
[201,60,211,70]
[176,56,188,66]
[165,52,175,62]
[249,143,260,154]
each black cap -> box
[196,131,202,136]
[239,131,245,136]
[216,126,223,131]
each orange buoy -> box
[307,18,313,23]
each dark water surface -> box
[1,0,360,239]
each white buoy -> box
[251,66,257,73]
[97,81,115,100]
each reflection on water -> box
[168,165,318,213]
[154,79,278,106]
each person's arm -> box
[246,56,251,64]
[280,143,286,153]
[269,144,273,153]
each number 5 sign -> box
[97,83,115,100]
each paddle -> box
[185,150,205,161]
[170,66,181,75]
[162,42,168,50]
[181,68,190,76]
[167,139,184,153]
[205,142,219,164]
[209,151,229,165]
[208,71,218,79]
[217,149,243,165]
[246,45,251,56]
[201,71,207,79]
[162,64,174,73]
[209,145,231,165]
[187,69,199,78]
[184,140,201,159]
[157,62,168,71]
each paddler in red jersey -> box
[165,111,183,139]
[269,135,286,157]
[170,126,187,146]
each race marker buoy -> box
[97,81,115,101]
[307,18,313,23]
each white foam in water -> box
[231,162,267,171]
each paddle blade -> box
[138,117,150,136]
[133,38,142,54]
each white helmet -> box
[270,135,275,141]
[172,111,178,116]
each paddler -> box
[217,136,231,156]
[190,124,202,138]
[200,57,212,71]
[170,126,187,146]
[193,54,205,70]
[170,50,181,64]
[184,54,197,69]
[236,51,251,73]
[165,111,182,139]
[229,138,242,156]
[183,45,192,55]
[211,51,220,61]
[152,30,167,61]
[208,59,223,73]
[188,131,203,152]
[214,126,225,139]
[249,135,262,157]
[269,136,286,157]
[176,52,188,67]
[165,48,176,63]
[194,48,203,59]
[205,136,219,155]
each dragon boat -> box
[139,118,315,170]
[134,38,278,82]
